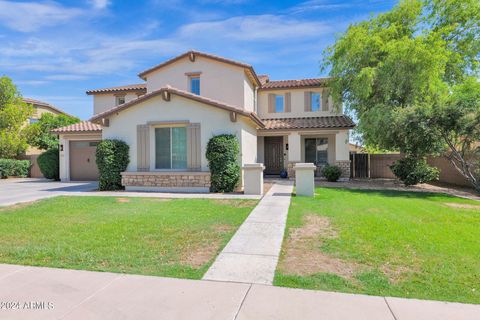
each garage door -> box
[70,141,100,181]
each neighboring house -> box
[23,98,71,156]
[349,143,365,154]
[53,50,355,190]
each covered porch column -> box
[287,132,301,178]
[334,130,351,178]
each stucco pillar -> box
[293,163,316,196]
[242,163,265,195]
[287,133,301,178]
[335,130,351,179]
[59,136,69,181]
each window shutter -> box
[136,124,150,171]
[285,92,291,112]
[322,89,329,111]
[304,91,311,111]
[268,93,275,113]
[187,123,201,170]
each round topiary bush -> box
[96,139,130,191]
[322,165,342,182]
[37,148,59,180]
[390,156,439,186]
[206,134,240,193]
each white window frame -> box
[115,95,126,106]
[189,75,200,95]
[275,94,284,113]
[151,124,188,171]
[311,92,321,111]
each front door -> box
[264,136,284,175]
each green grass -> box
[0,196,257,279]
[274,187,480,304]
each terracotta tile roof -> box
[137,50,261,86]
[90,86,265,128]
[51,121,103,133]
[86,83,146,95]
[260,78,330,90]
[260,116,355,130]
[23,98,72,117]
[258,74,269,85]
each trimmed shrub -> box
[96,139,129,191]
[37,148,59,180]
[0,159,30,178]
[322,165,342,182]
[390,156,439,186]
[206,134,240,192]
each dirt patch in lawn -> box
[279,214,360,279]
[212,199,257,208]
[212,224,233,233]
[178,240,222,268]
[444,202,480,210]
[116,198,131,203]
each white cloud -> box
[89,0,110,10]
[44,74,89,81]
[0,1,82,32]
[178,15,332,41]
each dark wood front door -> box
[264,136,284,175]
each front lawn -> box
[275,187,480,304]
[0,196,257,279]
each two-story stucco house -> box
[53,50,354,191]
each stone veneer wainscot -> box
[121,171,211,189]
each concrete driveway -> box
[0,178,98,207]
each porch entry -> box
[264,136,284,175]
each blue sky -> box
[0,0,396,119]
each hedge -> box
[37,148,60,180]
[390,156,439,186]
[0,159,30,178]
[322,165,342,182]
[206,134,240,192]
[96,139,130,191]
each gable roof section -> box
[23,98,73,117]
[260,116,355,131]
[90,86,265,128]
[260,78,330,90]
[86,83,147,95]
[138,50,262,87]
[51,121,103,134]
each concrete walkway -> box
[0,264,479,320]
[203,180,293,284]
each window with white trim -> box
[311,92,321,111]
[305,138,328,165]
[189,76,200,95]
[155,127,187,169]
[275,95,284,112]
[115,96,126,105]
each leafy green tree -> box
[26,113,79,150]
[323,0,480,191]
[0,76,33,158]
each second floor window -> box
[116,96,126,106]
[311,92,321,111]
[190,76,200,95]
[275,95,284,113]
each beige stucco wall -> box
[93,92,141,115]
[59,133,102,181]
[257,88,340,119]
[102,94,258,172]
[145,56,255,109]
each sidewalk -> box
[0,264,478,320]
[203,180,293,284]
